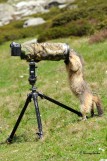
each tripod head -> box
[28,60,37,86]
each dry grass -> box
[89,29,107,44]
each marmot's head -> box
[67,50,83,72]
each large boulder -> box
[0,1,47,26]
[14,1,47,18]
[23,17,45,28]
[0,3,14,26]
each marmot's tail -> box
[93,95,103,116]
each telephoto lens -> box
[22,42,70,62]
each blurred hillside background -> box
[0,0,107,44]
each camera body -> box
[10,42,21,56]
[10,42,27,59]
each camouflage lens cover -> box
[22,42,70,61]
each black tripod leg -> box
[7,93,32,143]
[32,93,43,139]
[38,92,82,117]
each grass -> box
[0,37,107,161]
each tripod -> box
[7,60,82,143]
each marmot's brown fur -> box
[65,49,103,120]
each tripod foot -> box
[36,132,43,139]
[6,137,13,144]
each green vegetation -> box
[0,21,51,44]
[38,0,107,42]
[0,0,7,3]
[0,37,107,160]
[0,0,107,43]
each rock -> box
[44,1,65,9]
[22,39,37,48]
[0,0,75,27]
[0,1,47,26]
[58,4,67,9]
[14,1,47,18]
[15,1,27,8]
[0,3,14,26]
[23,17,45,28]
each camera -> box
[10,42,21,56]
[10,42,27,60]
[10,41,70,62]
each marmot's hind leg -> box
[93,95,103,116]
[91,103,94,117]
[96,102,103,116]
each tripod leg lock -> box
[37,92,44,99]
